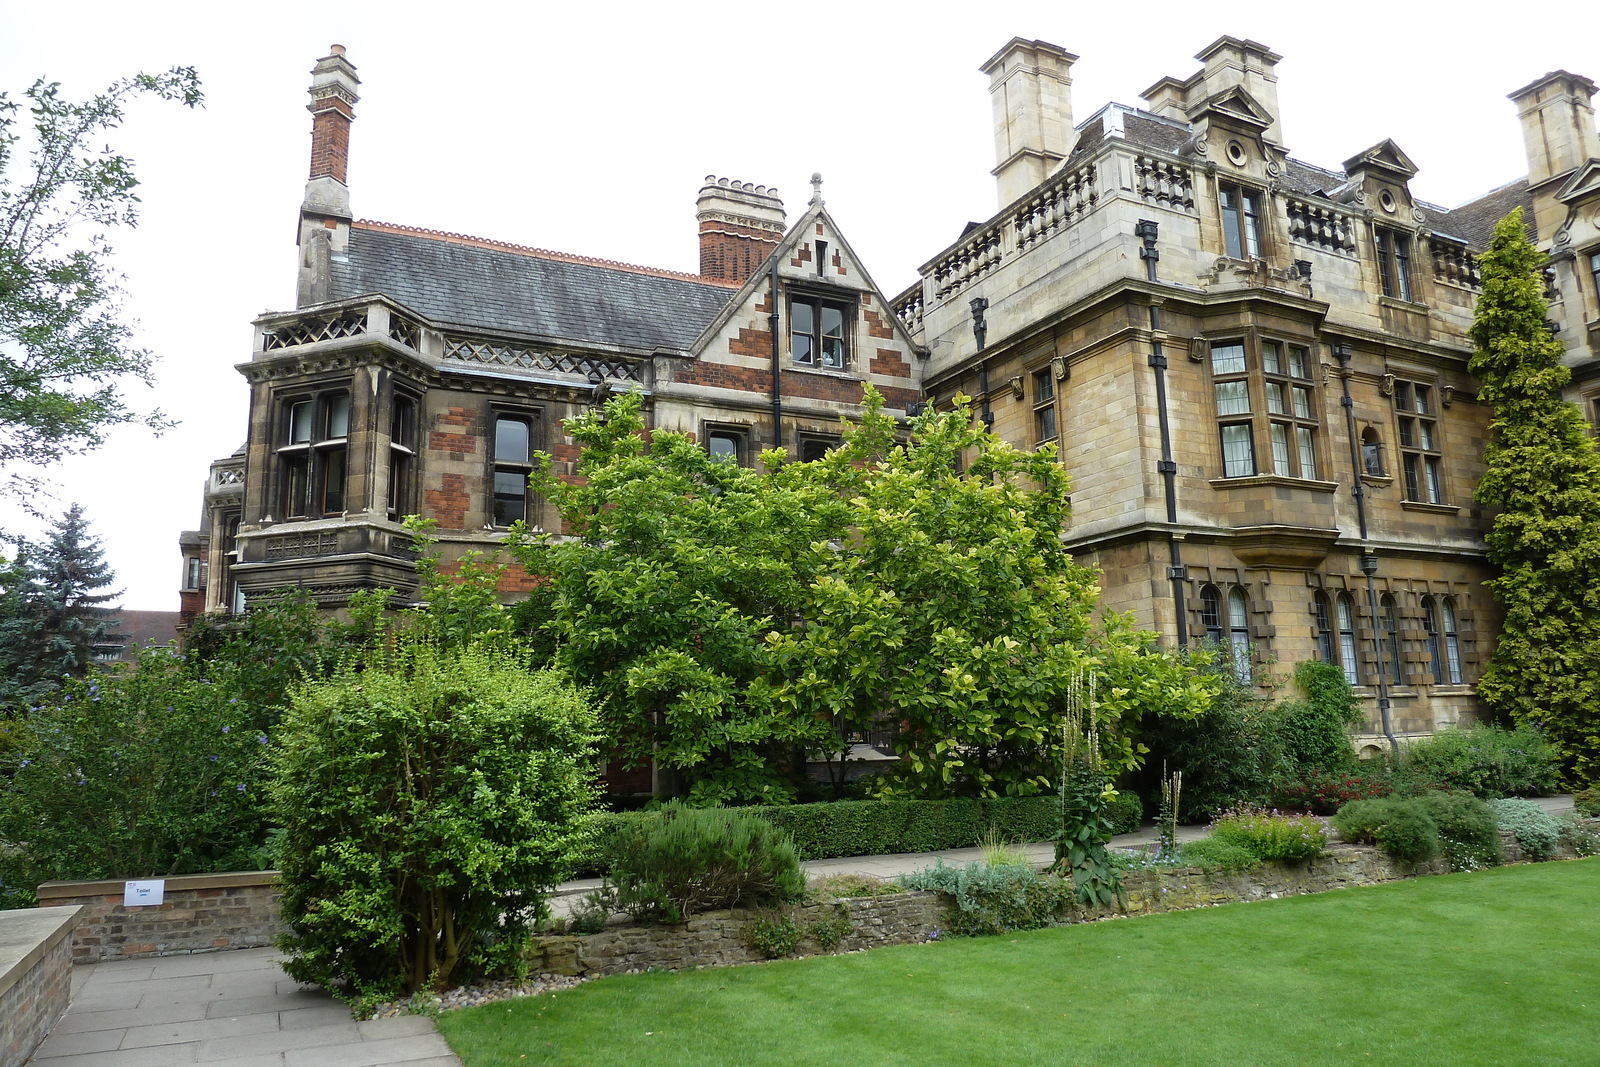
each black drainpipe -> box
[1137,219,1188,647]
[769,254,782,449]
[1333,342,1397,755]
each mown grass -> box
[438,858,1599,1066]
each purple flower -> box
[208,755,218,762]
[236,783,246,792]
[221,726,230,734]
[18,760,30,769]
[257,735,268,745]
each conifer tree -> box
[1468,208,1600,785]
[0,504,120,706]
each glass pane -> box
[388,453,411,513]
[1221,187,1243,260]
[1221,424,1254,477]
[1215,380,1250,416]
[1261,341,1281,375]
[1403,455,1420,500]
[1266,382,1286,414]
[283,455,309,516]
[708,432,740,462]
[1398,418,1415,448]
[1036,405,1057,442]
[1271,423,1291,474]
[1420,420,1436,450]
[1395,382,1412,411]
[326,394,350,438]
[791,300,814,335]
[1200,587,1222,632]
[821,304,844,337]
[1228,588,1248,628]
[1414,385,1431,415]
[321,447,346,512]
[1297,426,1317,478]
[1211,342,1246,376]
[1243,192,1262,258]
[289,401,313,444]
[1034,371,1054,404]
[1289,347,1310,379]
[1445,635,1462,684]
[496,417,531,464]
[494,470,527,525]
[1339,634,1359,684]
[793,334,814,365]
[1293,386,1312,419]
[391,397,415,445]
[822,336,844,368]
[1425,457,1443,503]
[1363,441,1382,475]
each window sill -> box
[787,363,862,382]
[1360,474,1394,488]
[1208,474,1339,493]
[1400,499,1460,515]
[1378,295,1430,313]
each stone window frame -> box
[702,421,753,468]
[183,555,207,591]
[387,391,420,520]
[787,285,857,371]
[1374,227,1416,302]
[1379,592,1403,687]
[1218,181,1265,261]
[489,407,543,529]
[1199,582,1253,684]
[795,430,843,463]
[1392,377,1446,504]
[1205,333,1323,481]
[1315,589,1361,685]
[275,385,352,521]
[1421,594,1464,685]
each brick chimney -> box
[980,39,1077,208]
[1510,70,1600,187]
[696,177,785,283]
[297,45,360,307]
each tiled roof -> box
[329,222,740,352]
[1442,181,1537,247]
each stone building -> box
[188,46,923,628]
[189,38,1600,752]
[886,37,1600,750]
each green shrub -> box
[608,804,804,923]
[1176,837,1261,872]
[1572,786,1600,818]
[0,649,271,908]
[1557,813,1600,857]
[1401,724,1560,798]
[744,912,803,959]
[898,860,1068,936]
[808,911,852,950]
[1275,661,1363,775]
[1332,798,1441,865]
[1413,793,1502,871]
[1210,808,1328,863]
[581,793,1141,875]
[1489,799,1562,861]
[270,645,598,1002]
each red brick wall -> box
[425,473,469,530]
[35,874,286,964]
[308,99,352,182]
[699,221,779,283]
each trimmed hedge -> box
[583,792,1143,873]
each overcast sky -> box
[3,0,1598,609]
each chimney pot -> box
[329,43,345,56]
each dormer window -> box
[1220,183,1263,260]
[1375,229,1413,301]
[791,294,849,369]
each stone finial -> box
[810,172,824,205]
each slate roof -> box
[329,222,740,352]
[1443,180,1537,247]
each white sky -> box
[2,0,1597,609]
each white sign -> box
[123,879,166,907]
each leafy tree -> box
[0,68,202,504]
[517,387,1211,804]
[0,503,119,707]
[1467,207,1600,786]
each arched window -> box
[1440,597,1463,684]
[1423,596,1444,684]
[1200,585,1224,644]
[1380,593,1402,685]
[1361,426,1384,477]
[1228,587,1252,683]
[1314,592,1335,664]
[1336,592,1360,684]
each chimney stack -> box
[696,177,786,283]
[298,45,360,307]
[1510,70,1600,187]
[980,38,1077,208]
[1193,37,1283,146]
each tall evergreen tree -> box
[1468,208,1600,786]
[0,504,120,706]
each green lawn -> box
[438,858,1599,1066]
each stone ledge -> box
[35,870,280,904]
[0,907,82,1001]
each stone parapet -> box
[0,905,82,1067]
[35,871,285,964]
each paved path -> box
[31,948,460,1067]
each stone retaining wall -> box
[0,906,83,1067]
[528,843,1443,979]
[34,871,286,964]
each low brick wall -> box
[35,871,286,964]
[0,905,83,1067]
[528,843,1443,979]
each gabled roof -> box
[1342,139,1420,181]
[328,221,741,353]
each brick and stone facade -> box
[0,906,82,1067]
[35,872,286,965]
